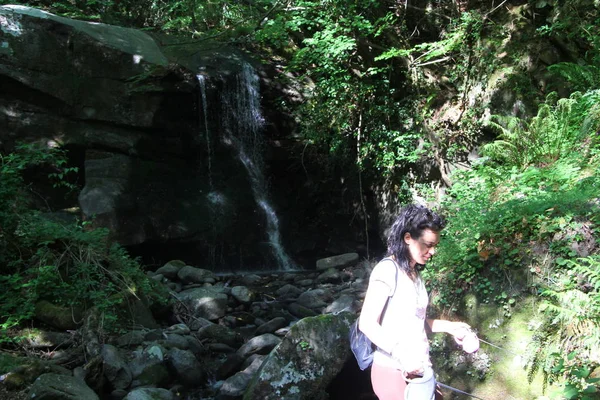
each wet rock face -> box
[1,5,388,272]
[0,5,271,269]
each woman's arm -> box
[358,280,397,354]
[426,319,471,337]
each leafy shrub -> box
[0,144,165,340]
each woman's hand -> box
[448,321,472,343]
[391,342,424,376]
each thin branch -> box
[485,0,509,18]
[411,56,451,67]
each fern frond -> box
[569,257,600,291]
[548,62,600,91]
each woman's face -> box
[404,228,440,267]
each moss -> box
[2,372,27,390]
[436,296,556,399]
[0,353,27,375]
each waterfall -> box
[218,63,295,271]
[197,74,212,188]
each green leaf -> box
[573,367,591,379]
[582,385,598,394]
[564,384,580,399]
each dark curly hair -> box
[387,204,446,277]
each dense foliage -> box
[425,81,600,398]
[2,0,600,398]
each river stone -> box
[28,373,99,400]
[155,260,186,279]
[316,253,359,270]
[231,286,253,304]
[197,323,240,347]
[187,316,213,331]
[275,284,303,299]
[242,312,354,400]
[22,329,74,348]
[128,345,169,387]
[296,279,314,287]
[323,294,357,315]
[1,360,70,390]
[288,303,318,318]
[160,333,190,350]
[255,317,288,335]
[165,323,190,335]
[125,387,174,400]
[218,355,265,398]
[316,267,342,283]
[176,287,228,320]
[208,343,236,353]
[236,333,281,360]
[124,294,160,329]
[165,348,203,386]
[239,274,262,285]
[296,288,331,309]
[177,266,216,284]
[102,344,132,390]
[116,330,146,347]
[217,353,246,380]
[184,335,205,356]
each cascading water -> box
[197,74,213,189]
[202,62,294,271]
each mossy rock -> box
[243,312,354,400]
[34,300,82,330]
[0,356,70,390]
[434,296,556,400]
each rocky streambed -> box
[0,253,376,400]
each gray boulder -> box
[275,284,303,300]
[242,312,354,400]
[165,348,203,387]
[315,267,342,284]
[177,266,216,284]
[236,334,281,360]
[28,373,99,400]
[295,288,332,310]
[125,387,174,400]
[155,260,186,279]
[176,287,228,320]
[198,324,240,347]
[287,303,318,318]
[316,253,359,271]
[323,294,358,315]
[218,356,265,399]
[102,344,133,390]
[231,286,253,304]
[128,345,169,388]
[33,300,81,330]
[255,317,288,335]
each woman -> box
[358,204,471,400]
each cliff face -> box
[0,6,385,270]
[0,6,267,269]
